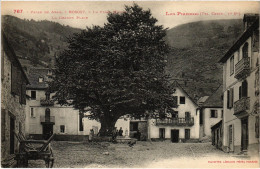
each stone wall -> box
[1,50,27,167]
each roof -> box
[211,120,222,130]
[219,17,259,63]
[197,96,209,106]
[26,68,51,89]
[172,80,198,107]
[201,85,223,108]
[2,31,30,84]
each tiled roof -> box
[26,68,51,89]
[202,85,223,108]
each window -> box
[242,80,248,98]
[185,129,190,139]
[48,70,52,75]
[30,108,35,118]
[39,77,44,83]
[79,113,84,131]
[20,83,26,104]
[11,64,20,95]
[159,128,165,139]
[172,111,178,118]
[221,110,223,118]
[185,112,190,119]
[230,55,234,75]
[211,110,218,118]
[180,96,185,104]
[60,125,65,133]
[130,122,138,131]
[31,91,36,100]
[227,88,234,109]
[242,43,248,58]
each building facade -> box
[25,68,88,141]
[1,32,29,167]
[25,68,130,140]
[199,86,223,138]
[211,120,223,149]
[219,14,259,155]
[148,81,200,142]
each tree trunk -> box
[99,116,118,136]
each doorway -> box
[171,129,179,143]
[10,116,15,154]
[241,117,248,151]
[42,124,53,140]
[159,128,165,139]
[228,125,234,152]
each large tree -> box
[51,4,177,136]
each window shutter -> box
[21,82,26,104]
[231,88,234,108]
[11,64,17,94]
[239,86,242,99]
[227,90,230,109]
[17,69,22,97]
[215,111,218,118]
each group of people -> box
[112,127,124,142]
[88,127,127,142]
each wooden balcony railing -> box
[235,57,250,80]
[156,117,194,126]
[40,116,55,124]
[234,97,250,116]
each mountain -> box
[2,15,244,100]
[2,15,81,68]
[165,19,243,100]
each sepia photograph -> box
[1,1,259,168]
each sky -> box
[1,1,260,29]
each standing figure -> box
[119,127,123,136]
[89,129,94,142]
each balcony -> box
[40,116,55,124]
[40,98,54,106]
[155,117,194,126]
[235,57,250,80]
[234,97,250,117]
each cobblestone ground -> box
[28,141,259,168]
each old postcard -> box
[1,1,260,168]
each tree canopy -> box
[51,4,177,136]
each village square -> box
[1,1,259,168]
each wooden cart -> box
[14,132,55,168]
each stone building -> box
[199,85,223,138]
[1,32,30,167]
[219,14,259,155]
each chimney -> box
[243,13,259,30]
